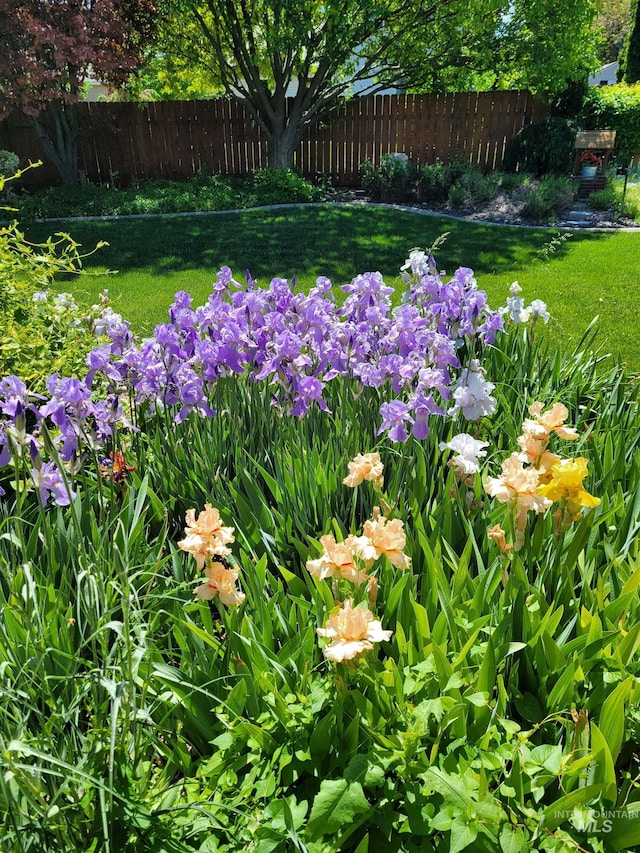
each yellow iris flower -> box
[537,457,600,511]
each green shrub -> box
[504,117,577,176]
[520,175,576,222]
[416,161,450,202]
[622,194,640,220]
[249,167,323,205]
[587,177,640,220]
[587,186,617,211]
[461,169,500,202]
[447,180,469,205]
[0,150,19,178]
[16,183,119,219]
[617,190,640,221]
[417,160,500,206]
[498,171,529,193]
[360,154,415,203]
[15,170,324,220]
[0,225,114,386]
[444,166,500,207]
[0,171,112,386]
[442,157,475,185]
[580,83,640,166]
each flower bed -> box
[1,238,640,851]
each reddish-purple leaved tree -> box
[0,0,156,186]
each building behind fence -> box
[0,90,547,189]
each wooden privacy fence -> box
[0,90,547,188]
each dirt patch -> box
[427,190,628,229]
[327,185,634,229]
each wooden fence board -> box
[1,91,551,189]
[358,96,375,168]
[413,94,431,165]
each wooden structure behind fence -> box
[0,90,547,189]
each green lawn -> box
[25,205,640,370]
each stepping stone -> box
[563,208,596,225]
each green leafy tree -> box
[144,0,602,169]
[126,14,224,102]
[619,0,640,83]
[596,0,633,63]
[149,0,504,169]
[495,0,601,97]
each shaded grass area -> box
[24,204,640,369]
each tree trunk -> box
[32,101,82,188]
[265,114,300,169]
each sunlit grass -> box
[25,204,640,369]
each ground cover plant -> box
[3,205,640,852]
[23,205,640,371]
[9,169,325,221]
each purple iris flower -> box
[290,375,330,417]
[378,400,414,443]
[31,460,75,507]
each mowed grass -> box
[24,205,640,370]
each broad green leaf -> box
[618,621,640,665]
[226,679,248,716]
[410,599,430,644]
[466,691,490,707]
[477,636,496,696]
[542,784,603,831]
[514,693,544,723]
[413,697,448,726]
[605,810,640,851]
[449,815,478,853]
[452,626,482,670]
[352,835,369,853]
[383,571,409,620]
[276,563,308,597]
[309,711,335,762]
[564,512,595,572]
[589,723,617,805]
[546,662,576,711]
[344,754,385,789]
[621,562,640,597]
[499,824,528,853]
[306,779,370,839]
[235,720,277,752]
[598,677,631,765]
[430,641,453,686]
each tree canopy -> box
[146,0,504,167]
[619,0,640,83]
[495,0,602,96]
[595,0,633,64]
[138,0,601,169]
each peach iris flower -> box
[194,561,245,606]
[517,402,578,464]
[485,453,552,541]
[343,452,384,488]
[521,401,580,441]
[487,524,512,553]
[306,534,370,584]
[178,503,235,569]
[360,507,411,569]
[317,598,392,663]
